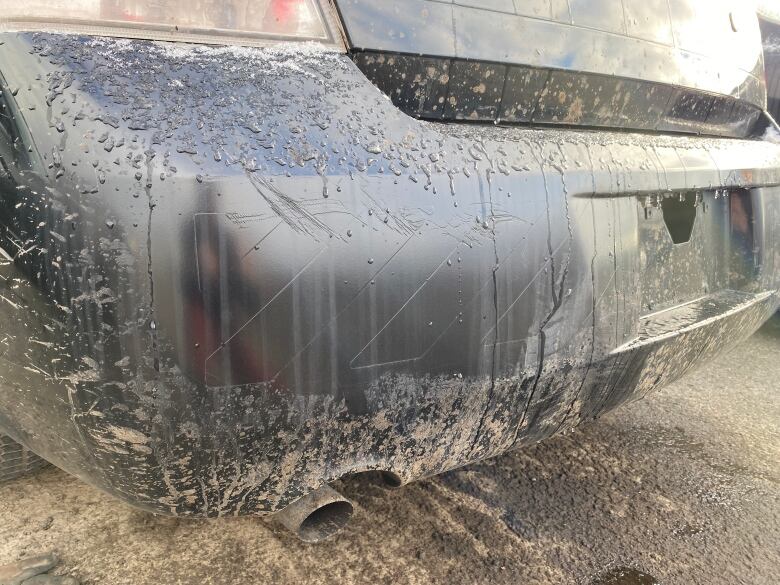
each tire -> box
[0,433,49,483]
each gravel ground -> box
[1,315,778,585]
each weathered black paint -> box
[0,32,778,517]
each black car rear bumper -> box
[0,33,778,516]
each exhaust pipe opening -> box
[379,471,403,489]
[274,484,353,543]
[298,500,353,542]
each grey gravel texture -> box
[0,315,778,585]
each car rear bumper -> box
[0,33,778,516]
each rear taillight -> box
[0,0,344,49]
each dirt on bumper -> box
[0,33,778,516]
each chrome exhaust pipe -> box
[274,484,353,542]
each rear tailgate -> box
[335,0,766,137]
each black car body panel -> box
[336,0,767,134]
[0,9,778,517]
[336,0,766,101]
[760,15,780,123]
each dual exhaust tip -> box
[274,472,401,542]
[275,484,354,543]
